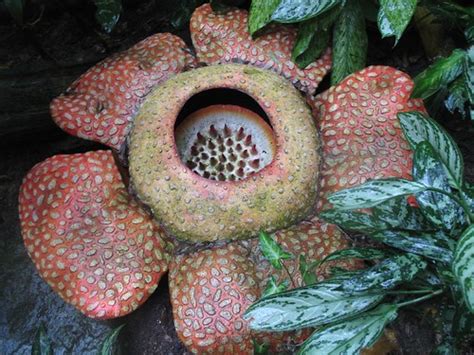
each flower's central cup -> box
[129,64,321,243]
[176,105,276,182]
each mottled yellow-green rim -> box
[129,64,320,242]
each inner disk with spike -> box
[175,105,275,181]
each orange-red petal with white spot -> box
[18,150,172,319]
[190,4,331,95]
[50,33,197,150]
[169,242,309,354]
[309,66,427,210]
[169,243,258,354]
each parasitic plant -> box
[18,4,426,353]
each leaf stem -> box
[427,187,474,224]
[385,289,434,295]
[396,289,443,308]
[280,260,297,288]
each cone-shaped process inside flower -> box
[175,105,276,182]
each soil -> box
[0,1,473,354]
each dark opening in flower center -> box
[175,105,275,181]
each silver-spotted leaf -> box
[319,209,390,234]
[372,231,454,264]
[340,254,427,293]
[328,179,427,210]
[298,304,398,354]
[377,0,417,43]
[372,196,431,231]
[399,111,464,188]
[244,280,383,331]
[271,0,342,23]
[453,225,474,312]
[321,248,387,265]
[413,141,467,232]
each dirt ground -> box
[1,1,473,354]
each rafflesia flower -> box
[18,4,426,354]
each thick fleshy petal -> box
[190,4,331,95]
[169,217,352,353]
[18,150,172,319]
[51,33,197,150]
[310,66,427,210]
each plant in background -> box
[245,111,474,354]
[31,323,124,355]
[248,0,420,85]
[2,0,122,32]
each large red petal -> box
[190,4,331,95]
[169,217,352,353]
[310,66,427,210]
[51,33,197,150]
[19,150,172,319]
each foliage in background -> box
[31,323,125,355]
[2,0,122,33]
[245,112,474,354]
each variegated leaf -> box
[319,209,390,233]
[464,46,474,104]
[372,196,431,231]
[339,254,427,293]
[413,141,467,232]
[298,304,398,354]
[453,225,474,312]
[372,231,454,264]
[328,179,427,210]
[244,280,384,331]
[399,111,464,188]
[321,248,387,264]
[271,0,341,23]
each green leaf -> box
[248,0,281,35]
[321,248,387,265]
[292,19,330,68]
[339,254,427,294]
[413,141,467,232]
[412,49,466,100]
[372,196,431,231]
[398,111,464,188]
[31,324,53,355]
[331,0,367,85]
[299,255,319,285]
[298,304,398,354]
[100,324,125,355]
[93,0,122,33]
[244,280,384,331]
[252,339,269,355]
[377,0,416,43]
[319,209,390,233]
[328,179,427,210]
[262,276,289,297]
[453,225,474,312]
[372,231,454,264]
[271,0,342,23]
[464,46,474,104]
[258,231,293,270]
[445,77,469,119]
[4,0,24,24]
